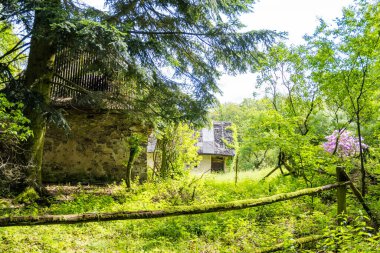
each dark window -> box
[211,156,224,172]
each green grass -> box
[0,170,378,252]
[201,166,281,182]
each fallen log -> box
[0,182,349,227]
[256,234,326,252]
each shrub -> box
[0,93,32,194]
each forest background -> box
[1,0,380,252]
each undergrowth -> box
[0,169,379,252]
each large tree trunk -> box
[23,0,60,188]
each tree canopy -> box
[1,0,279,122]
[0,0,280,190]
[212,0,380,194]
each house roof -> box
[197,122,235,156]
[147,122,235,157]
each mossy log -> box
[0,182,349,227]
[256,235,326,252]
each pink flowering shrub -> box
[323,130,368,157]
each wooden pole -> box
[234,154,239,185]
[336,166,347,224]
[0,182,349,227]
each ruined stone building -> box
[42,50,149,183]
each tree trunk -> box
[355,114,366,196]
[23,0,60,188]
[125,147,137,188]
[160,139,169,178]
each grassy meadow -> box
[0,168,379,252]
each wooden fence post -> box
[336,166,347,224]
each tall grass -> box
[0,168,378,252]
[200,166,281,182]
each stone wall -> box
[42,109,149,183]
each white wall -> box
[147,153,217,175]
[191,155,212,174]
[147,152,154,170]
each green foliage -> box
[0,21,25,83]
[211,1,380,190]
[0,93,31,143]
[127,133,144,151]
[210,99,277,170]
[124,132,146,188]
[1,0,280,124]
[304,0,380,194]
[151,122,201,179]
[14,187,39,205]
[254,43,324,181]
[1,0,280,189]
[312,214,380,252]
[0,93,31,194]
[223,123,239,172]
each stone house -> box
[42,50,150,183]
[193,122,235,173]
[147,122,235,174]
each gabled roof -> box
[197,122,235,156]
[147,121,235,156]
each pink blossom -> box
[323,130,368,157]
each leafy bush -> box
[150,122,200,179]
[310,214,380,252]
[0,93,32,194]
[14,187,39,205]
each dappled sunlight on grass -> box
[1,168,378,252]
[199,166,281,183]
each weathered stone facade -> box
[42,109,149,183]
